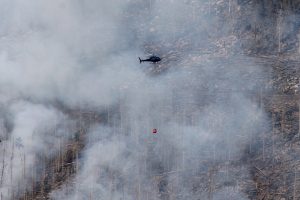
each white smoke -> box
[0,101,75,199]
[0,0,270,199]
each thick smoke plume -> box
[0,0,270,199]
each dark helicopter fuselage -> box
[139,56,161,63]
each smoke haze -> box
[0,0,271,199]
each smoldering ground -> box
[0,0,271,200]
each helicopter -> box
[139,55,161,63]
